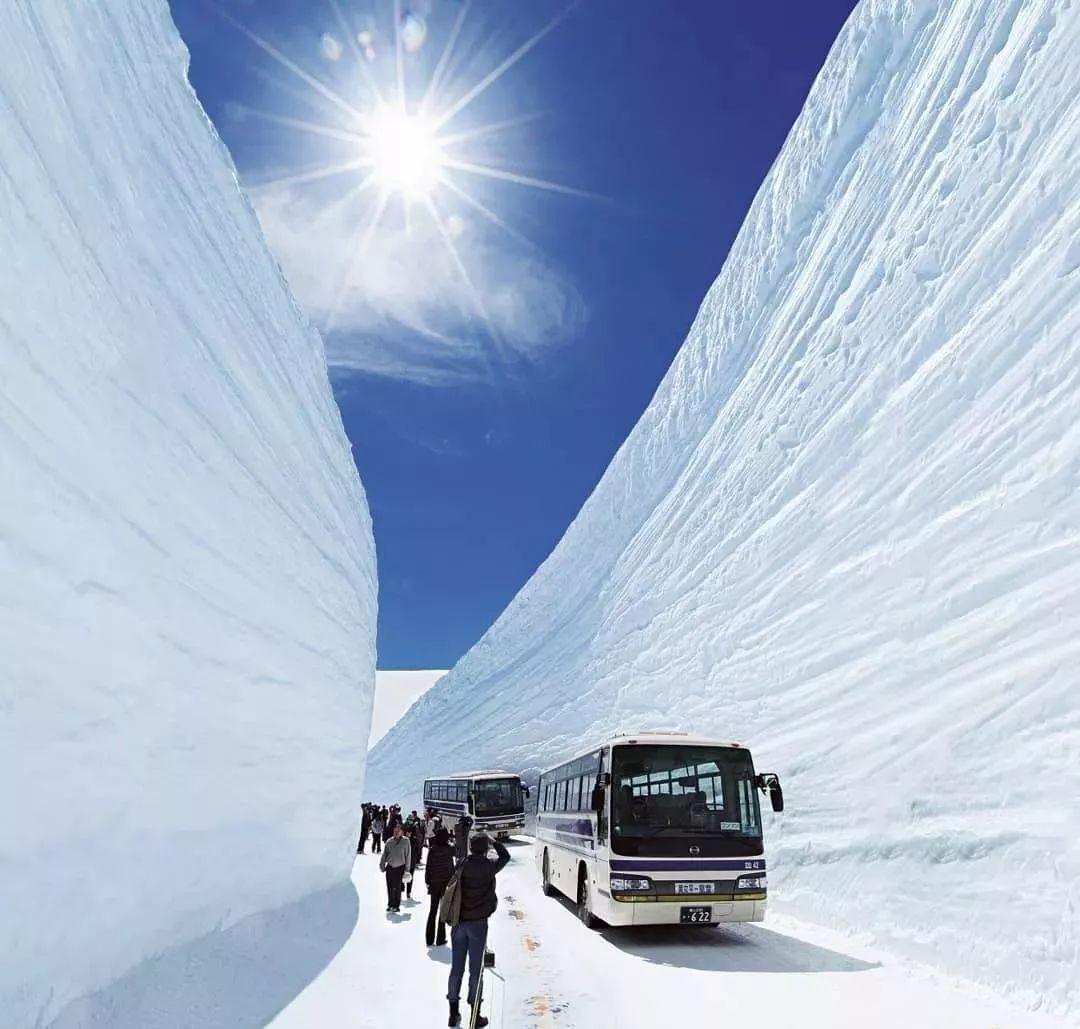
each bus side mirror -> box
[591,787,605,813]
[756,773,784,813]
[769,782,784,812]
[522,784,531,798]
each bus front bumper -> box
[606,893,766,926]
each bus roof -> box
[538,732,749,775]
[427,770,520,781]
[607,731,746,748]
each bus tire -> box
[542,850,555,897]
[577,867,598,929]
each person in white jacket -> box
[379,823,413,913]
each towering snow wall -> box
[369,0,1079,1018]
[0,3,376,1026]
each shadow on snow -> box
[600,921,879,974]
[47,881,358,1029]
[545,889,876,974]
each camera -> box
[483,948,496,968]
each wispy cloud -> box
[251,182,587,385]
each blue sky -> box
[170,0,857,669]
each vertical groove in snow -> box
[0,2,377,1025]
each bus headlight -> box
[610,876,652,892]
[736,874,767,890]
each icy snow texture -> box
[0,3,376,1026]
[369,0,1080,1019]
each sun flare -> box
[365,105,444,198]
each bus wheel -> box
[577,869,597,929]
[542,850,555,897]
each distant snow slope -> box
[370,671,447,747]
[0,3,376,1026]
[369,0,1079,1019]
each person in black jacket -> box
[453,814,471,862]
[446,834,509,1028]
[383,805,399,846]
[357,804,372,854]
[425,827,455,947]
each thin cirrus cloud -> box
[251,181,588,387]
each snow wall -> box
[369,0,1079,1019]
[0,4,377,1026]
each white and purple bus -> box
[423,770,529,840]
[534,731,783,927]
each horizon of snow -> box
[368,0,1080,1021]
[0,3,376,1026]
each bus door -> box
[596,747,610,849]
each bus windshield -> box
[472,778,522,816]
[612,745,761,847]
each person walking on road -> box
[410,818,425,873]
[370,809,385,853]
[405,818,424,901]
[384,805,400,846]
[425,827,455,947]
[446,834,510,1028]
[357,803,372,854]
[380,822,413,913]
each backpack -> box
[439,866,464,927]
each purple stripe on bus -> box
[609,858,765,872]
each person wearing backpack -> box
[445,834,509,1028]
[425,827,455,946]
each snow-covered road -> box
[267,840,1068,1029]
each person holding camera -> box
[446,834,509,1028]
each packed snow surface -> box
[264,848,1071,1029]
[369,0,1080,1020]
[0,3,376,1026]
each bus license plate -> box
[674,881,715,895]
[680,906,712,924]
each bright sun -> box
[221,2,594,335]
[365,105,444,198]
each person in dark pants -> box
[380,823,412,913]
[406,820,425,900]
[357,803,372,854]
[453,814,471,863]
[446,834,509,1028]
[384,805,399,846]
[370,810,384,853]
[425,827,455,947]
